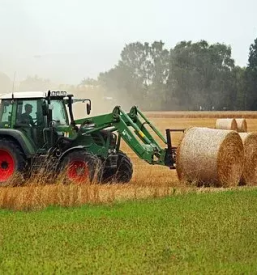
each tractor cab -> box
[0,91,91,150]
[0,92,50,148]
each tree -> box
[167,40,235,110]
[147,41,170,110]
[232,66,247,110]
[80,77,98,86]
[99,41,170,110]
[245,38,257,110]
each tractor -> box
[0,90,181,185]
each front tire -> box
[102,151,133,183]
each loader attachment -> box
[127,107,185,168]
[165,128,185,168]
[76,106,185,169]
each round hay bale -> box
[176,127,244,187]
[216,118,237,130]
[239,132,257,185]
[236,118,247,132]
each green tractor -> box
[0,90,181,185]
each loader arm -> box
[75,106,183,168]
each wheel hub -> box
[1,161,8,170]
[67,160,89,183]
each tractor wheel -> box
[0,138,27,186]
[102,151,133,183]
[59,151,103,184]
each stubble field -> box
[1,111,257,210]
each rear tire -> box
[58,150,103,184]
[0,138,27,186]
[102,151,133,183]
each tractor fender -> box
[57,145,87,165]
[0,129,36,158]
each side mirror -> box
[86,103,91,115]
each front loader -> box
[0,90,183,185]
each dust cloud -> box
[0,71,135,119]
[71,88,136,118]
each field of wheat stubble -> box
[1,112,257,210]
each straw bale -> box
[239,132,257,185]
[235,118,247,132]
[216,118,237,130]
[176,127,244,187]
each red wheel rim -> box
[67,160,89,184]
[0,149,15,182]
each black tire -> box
[58,150,103,184]
[0,138,27,186]
[102,151,133,183]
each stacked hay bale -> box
[216,118,237,131]
[239,132,257,186]
[215,118,247,133]
[236,119,247,132]
[176,127,244,187]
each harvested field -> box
[1,113,257,210]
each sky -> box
[0,0,256,84]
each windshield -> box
[51,100,69,125]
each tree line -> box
[89,38,257,111]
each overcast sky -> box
[0,0,256,84]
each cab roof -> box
[0,91,47,99]
[0,91,68,100]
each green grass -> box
[0,189,257,274]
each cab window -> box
[51,100,69,125]
[16,100,38,126]
[0,100,12,126]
